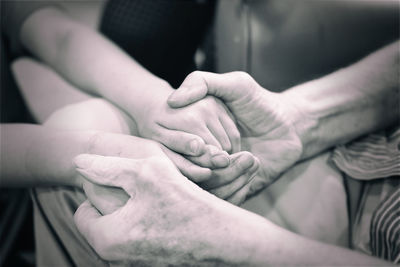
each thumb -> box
[168,71,256,108]
[168,72,209,108]
[74,154,140,196]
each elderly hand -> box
[80,132,259,211]
[73,154,259,265]
[168,71,304,197]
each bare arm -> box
[19,6,240,154]
[20,7,169,119]
[286,40,400,159]
[168,41,400,191]
[74,154,392,266]
[0,124,94,187]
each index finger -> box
[199,152,258,189]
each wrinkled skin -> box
[78,131,259,213]
[74,154,250,266]
[168,71,304,197]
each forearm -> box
[0,124,96,187]
[20,7,171,120]
[284,41,399,159]
[206,202,391,266]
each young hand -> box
[133,85,240,156]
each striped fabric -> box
[370,188,400,263]
[332,128,400,180]
[331,127,400,263]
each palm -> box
[228,88,303,194]
[168,71,304,196]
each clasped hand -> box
[128,82,260,204]
[74,154,237,266]
[168,71,304,197]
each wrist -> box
[26,129,100,188]
[193,195,272,265]
[281,84,319,160]
[121,78,174,123]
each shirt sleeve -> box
[1,0,61,55]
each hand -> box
[133,85,240,155]
[79,132,259,212]
[81,153,259,213]
[73,154,254,265]
[196,151,260,205]
[168,71,304,197]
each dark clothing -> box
[100,0,215,88]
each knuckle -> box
[235,71,252,82]
[203,96,218,108]
[191,168,212,182]
[120,164,134,178]
[233,71,257,89]
[190,99,210,113]
[185,110,199,121]
[146,156,173,176]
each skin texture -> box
[168,41,399,196]
[79,131,259,208]
[19,6,240,158]
[10,57,260,205]
[6,3,397,265]
[4,42,395,267]
[169,71,304,196]
[74,154,392,266]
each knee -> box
[44,98,132,134]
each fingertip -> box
[74,200,100,224]
[185,166,212,183]
[221,139,232,154]
[73,154,96,169]
[211,151,230,168]
[249,156,261,174]
[188,138,206,156]
[167,90,186,108]
[236,152,255,170]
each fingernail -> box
[236,155,254,170]
[190,139,200,155]
[212,154,230,167]
[74,154,93,169]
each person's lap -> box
[242,152,349,247]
